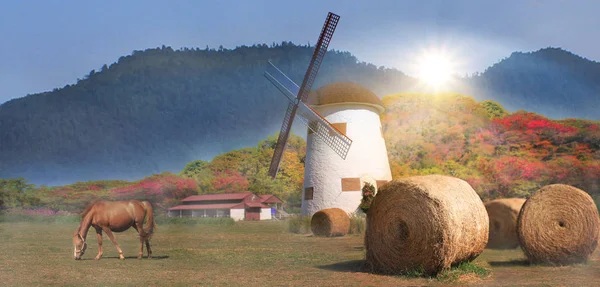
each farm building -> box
[167,192,282,221]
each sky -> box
[1,0,599,104]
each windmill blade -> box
[296,12,340,103]
[264,61,300,104]
[268,102,298,178]
[265,12,341,179]
[296,102,352,159]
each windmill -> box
[264,12,352,179]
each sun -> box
[416,50,456,88]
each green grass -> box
[348,214,366,234]
[0,220,598,286]
[436,262,491,282]
[0,214,80,223]
[389,262,490,282]
[287,215,312,234]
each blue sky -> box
[1,0,599,104]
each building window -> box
[341,177,361,191]
[304,187,314,200]
[330,122,347,136]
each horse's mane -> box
[80,199,103,219]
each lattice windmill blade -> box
[296,12,339,104]
[266,12,342,179]
[268,102,298,178]
[296,102,352,159]
[265,61,352,159]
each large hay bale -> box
[517,184,600,265]
[311,208,350,237]
[485,198,526,249]
[365,175,488,275]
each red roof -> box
[182,192,253,202]
[245,201,269,208]
[168,200,270,210]
[168,203,246,210]
[259,195,283,204]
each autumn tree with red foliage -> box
[382,93,600,200]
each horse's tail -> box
[141,201,156,240]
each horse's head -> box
[72,232,87,260]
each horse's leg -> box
[94,227,103,260]
[132,224,144,259]
[145,239,152,259]
[102,227,125,260]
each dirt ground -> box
[0,220,598,286]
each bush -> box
[348,213,366,234]
[287,215,311,234]
[154,216,235,226]
[359,182,376,214]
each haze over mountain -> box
[463,47,600,120]
[1,43,598,186]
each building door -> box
[245,207,260,221]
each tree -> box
[480,100,508,119]
[180,160,209,178]
[0,178,41,209]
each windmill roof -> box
[308,82,385,113]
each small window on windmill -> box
[304,187,314,200]
[341,178,361,191]
[329,123,347,136]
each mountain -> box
[2,44,599,186]
[0,43,416,186]
[464,47,600,120]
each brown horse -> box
[72,200,155,260]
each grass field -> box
[1,220,599,286]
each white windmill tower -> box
[264,12,392,216]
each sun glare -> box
[416,50,456,88]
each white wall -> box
[260,208,272,220]
[230,208,245,221]
[302,104,392,216]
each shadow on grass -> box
[317,260,368,273]
[80,255,169,260]
[488,259,530,267]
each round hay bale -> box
[365,175,488,276]
[517,184,600,265]
[311,208,350,237]
[485,198,526,249]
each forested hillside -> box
[0,43,415,185]
[3,93,599,215]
